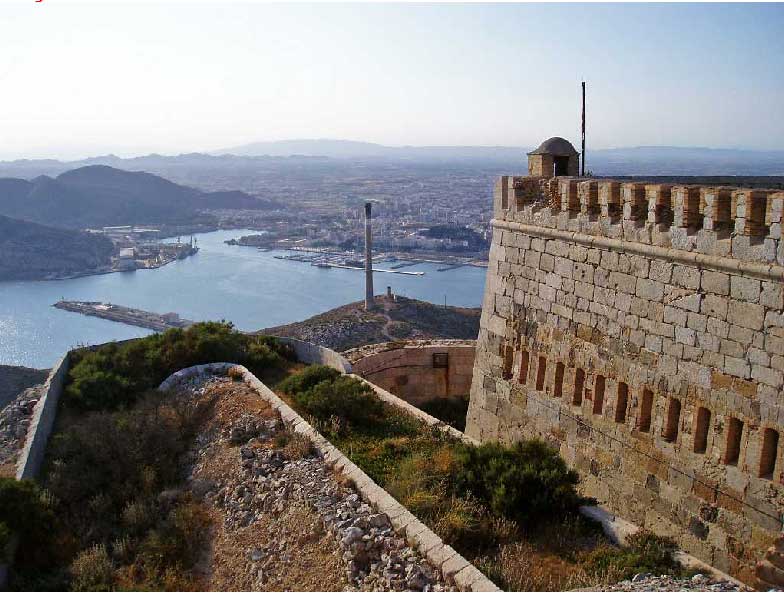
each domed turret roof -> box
[527,137,579,156]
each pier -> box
[273,253,425,276]
[53,301,195,332]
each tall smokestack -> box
[364,202,375,310]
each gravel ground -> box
[174,374,452,592]
[599,572,745,592]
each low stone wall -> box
[157,363,498,592]
[277,337,353,373]
[346,341,475,407]
[15,354,70,480]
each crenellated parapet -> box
[494,175,784,267]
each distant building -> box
[116,247,137,271]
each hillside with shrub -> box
[65,322,294,411]
[0,365,49,407]
[261,295,480,351]
[0,165,278,230]
[0,215,115,281]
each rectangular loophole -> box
[760,428,779,479]
[724,417,744,466]
[573,368,585,405]
[663,398,681,442]
[433,352,449,369]
[593,375,605,415]
[554,362,565,398]
[518,350,530,385]
[638,388,653,433]
[501,345,513,380]
[615,382,628,423]
[694,407,711,454]
[536,356,547,391]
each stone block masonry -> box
[345,340,475,407]
[466,173,784,587]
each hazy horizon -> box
[2,2,783,160]
[4,138,784,166]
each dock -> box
[53,301,195,332]
[274,253,425,276]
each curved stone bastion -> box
[467,172,784,587]
[344,340,475,408]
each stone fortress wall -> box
[466,159,784,585]
[345,340,475,407]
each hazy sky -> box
[2,2,783,159]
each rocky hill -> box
[0,165,278,229]
[0,364,48,407]
[0,215,115,281]
[260,295,480,351]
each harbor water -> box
[0,229,487,368]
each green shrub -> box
[28,391,217,590]
[454,439,581,527]
[0,478,56,564]
[136,501,211,582]
[65,322,290,411]
[385,445,459,515]
[584,531,681,581]
[292,374,384,428]
[0,521,11,563]
[278,364,341,395]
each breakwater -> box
[53,301,194,332]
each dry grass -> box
[473,516,609,591]
[283,433,314,460]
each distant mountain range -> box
[215,139,784,175]
[0,215,114,281]
[1,140,783,176]
[0,165,276,229]
[214,139,528,161]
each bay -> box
[0,229,487,368]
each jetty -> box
[53,301,194,332]
[274,253,425,276]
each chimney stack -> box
[364,202,375,310]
